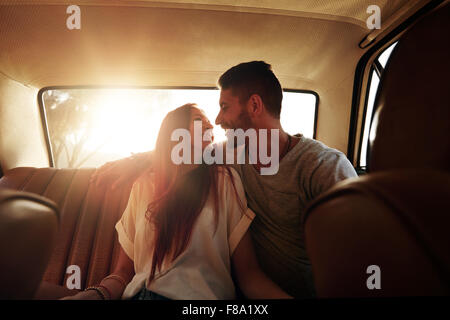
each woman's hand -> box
[60,289,103,300]
[60,247,134,300]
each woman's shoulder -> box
[131,170,155,196]
[216,165,241,184]
[214,165,245,202]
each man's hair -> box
[217,61,283,119]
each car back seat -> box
[0,167,133,299]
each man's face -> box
[215,88,253,132]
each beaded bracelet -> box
[98,285,112,300]
[85,286,109,300]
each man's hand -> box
[90,151,153,190]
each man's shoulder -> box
[294,136,345,161]
[292,136,356,178]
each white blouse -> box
[115,167,255,300]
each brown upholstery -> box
[0,167,133,299]
[368,3,450,172]
[0,188,58,299]
[305,169,450,297]
[304,3,450,297]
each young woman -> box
[63,104,291,300]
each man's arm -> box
[90,151,153,189]
[310,151,357,197]
[232,231,293,299]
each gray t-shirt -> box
[232,134,357,298]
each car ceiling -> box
[0,0,430,91]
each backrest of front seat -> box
[304,3,450,297]
[0,167,133,291]
[0,188,59,299]
[305,169,450,296]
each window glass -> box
[42,88,317,168]
[360,71,380,168]
[359,41,398,169]
[378,42,398,68]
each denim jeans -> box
[131,286,171,300]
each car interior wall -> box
[0,73,49,170]
[314,75,355,155]
[0,3,367,159]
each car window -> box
[41,88,317,168]
[359,42,398,169]
[378,42,397,68]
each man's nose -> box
[215,111,222,125]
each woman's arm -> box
[99,246,135,299]
[61,247,135,300]
[232,231,293,299]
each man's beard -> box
[225,109,253,148]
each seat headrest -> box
[368,3,450,172]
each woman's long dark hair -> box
[146,103,241,284]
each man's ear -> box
[247,94,264,117]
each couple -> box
[64,61,357,300]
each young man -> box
[93,61,357,298]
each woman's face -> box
[189,107,214,151]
